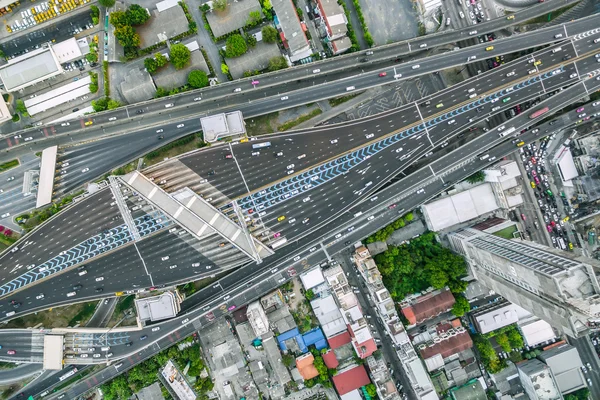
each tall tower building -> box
[448,228,600,338]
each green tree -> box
[86,52,98,63]
[213,0,227,11]
[16,99,27,114]
[144,57,158,74]
[188,70,209,88]
[268,56,287,71]
[92,97,109,112]
[107,99,121,110]
[98,0,116,8]
[496,333,512,353]
[248,10,262,25]
[200,3,211,13]
[365,383,377,398]
[90,5,100,24]
[154,52,168,67]
[109,10,129,27]
[262,25,278,43]
[466,170,485,184]
[263,0,272,9]
[296,7,303,19]
[225,34,248,58]
[221,63,229,74]
[364,31,374,47]
[305,289,315,301]
[507,328,524,349]
[404,212,414,222]
[127,4,150,25]
[451,295,470,317]
[246,33,257,47]
[282,354,295,368]
[170,43,191,69]
[114,25,141,48]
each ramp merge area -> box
[43,334,64,370]
[36,145,58,209]
[123,171,272,261]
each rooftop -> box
[401,290,455,325]
[300,267,326,290]
[206,0,263,38]
[225,39,282,80]
[420,330,473,360]
[296,353,319,380]
[36,146,58,209]
[421,183,499,232]
[328,331,352,349]
[135,291,181,322]
[137,6,189,47]
[153,45,209,90]
[332,365,371,396]
[272,0,309,55]
[0,47,62,92]
[200,111,246,142]
[120,67,156,103]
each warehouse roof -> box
[0,47,62,91]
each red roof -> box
[419,331,473,360]
[328,331,351,349]
[402,290,455,325]
[354,338,377,359]
[332,365,371,395]
[322,350,339,368]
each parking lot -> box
[0,9,92,57]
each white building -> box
[247,301,270,337]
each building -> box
[421,184,500,232]
[296,353,319,380]
[418,327,472,361]
[519,318,556,347]
[272,0,311,62]
[135,291,183,322]
[0,46,62,92]
[483,160,525,209]
[246,301,270,337]
[300,267,326,290]
[470,299,531,334]
[51,37,88,64]
[200,111,246,142]
[517,359,563,400]
[206,0,262,38]
[448,379,487,400]
[331,364,371,397]
[401,290,456,326]
[311,295,347,337]
[314,0,347,40]
[449,228,600,338]
[160,360,197,400]
[538,344,586,395]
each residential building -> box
[517,359,563,400]
[449,228,600,338]
[314,0,347,40]
[272,0,311,61]
[538,344,586,395]
[296,353,319,380]
[332,364,372,398]
[483,160,525,209]
[247,301,270,337]
[470,299,531,334]
[367,355,401,400]
[401,290,456,326]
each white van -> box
[101,346,111,351]
[67,292,77,297]
[5,311,15,317]
[78,270,87,276]
[479,154,490,160]
[346,86,355,91]
[552,47,562,53]
[468,88,476,93]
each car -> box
[506,71,515,77]
[224,154,233,159]
[273,232,281,238]
[459,11,465,18]
[156,129,163,133]
[72,108,79,112]
[84,121,93,126]
[140,335,148,340]
[330,139,338,144]
[169,265,178,269]
[233,88,242,92]
[108,117,117,121]
[182,318,189,324]
[6,176,14,182]
[507,14,514,19]
[80,354,89,358]
[152,326,161,332]
[485,46,494,51]
[177,124,184,128]
[378,72,387,77]
[1,213,10,219]
[531,182,536,188]
[303,218,310,224]
[281,96,288,100]
[36,294,44,299]
[395,147,404,153]
[6,350,15,355]
[93,354,101,358]
[469,30,477,35]
[81,168,89,173]
[416,189,425,194]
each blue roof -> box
[277,327,328,353]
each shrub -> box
[170,43,191,69]
[262,25,278,43]
[188,70,209,88]
[225,34,248,58]
[144,57,158,74]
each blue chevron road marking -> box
[237,70,559,212]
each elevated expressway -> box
[1,22,599,318]
[0,16,600,369]
[0,0,582,156]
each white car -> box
[365,133,374,139]
[194,97,202,101]
[93,354,101,358]
[395,147,403,153]
[36,294,44,300]
[459,11,464,18]
[95,277,104,282]
[1,213,10,219]
[182,318,189,324]
[281,96,289,101]
[81,168,89,173]
[506,72,515,77]
[152,327,161,332]
[416,188,425,194]
[287,170,294,175]
[61,122,70,126]
[109,117,117,121]
[169,265,178,269]
[286,164,295,170]
[468,30,477,35]
[161,256,170,261]
[330,139,338,144]
[156,129,163,133]
[177,124,184,128]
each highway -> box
[1,24,599,321]
[41,78,600,398]
[0,0,582,149]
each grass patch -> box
[35,152,42,157]
[278,109,323,132]
[67,302,97,326]
[115,295,135,316]
[178,271,229,297]
[328,94,360,107]
[144,133,207,166]
[245,112,280,136]
[0,234,18,254]
[0,159,19,172]
[4,301,99,329]
[524,3,577,24]
[493,225,518,239]
[0,362,17,370]
[53,366,95,392]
